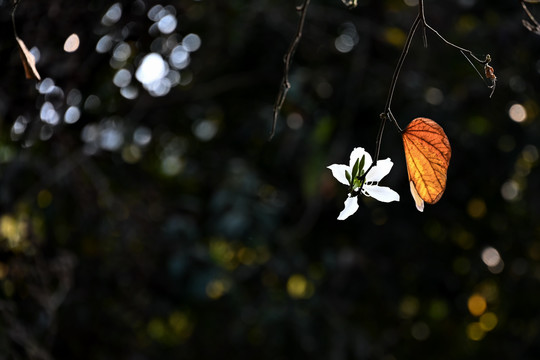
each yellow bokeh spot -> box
[122,145,142,164]
[467,322,486,341]
[468,294,487,317]
[384,27,406,48]
[37,190,53,208]
[467,198,486,219]
[399,296,419,319]
[206,279,228,299]
[147,318,166,340]
[209,239,237,270]
[237,247,257,266]
[428,299,448,321]
[0,215,29,251]
[479,312,498,331]
[168,311,193,339]
[287,274,314,299]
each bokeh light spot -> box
[122,145,141,164]
[425,87,443,105]
[481,247,501,267]
[468,294,487,317]
[40,102,60,125]
[158,14,177,34]
[399,296,419,319]
[112,42,131,62]
[161,156,183,176]
[509,103,527,123]
[193,119,218,141]
[168,311,193,339]
[467,198,486,219]
[147,318,165,340]
[467,322,485,341]
[428,299,448,320]
[479,312,498,331]
[286,113,303,130]
[64,106,81,124]
[206,279,227,299]
[84,95,101,110]
[411,322,430,341]
[96,34,113,53]
[287,274,314,299]
[102,3,122,26]
[63,33,80,53]
[384,27,406,47]
[501,180,519,201]
[133,126,152,146]
[170,45,190,69]
[113,69,132,88]
[183,33,201,52]
[334,34,355,53]
[237,247,257,266]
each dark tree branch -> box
[372,0,493,166]
[270,0,311,140]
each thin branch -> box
[372,14,421,165]
[11,0,20,37]
[522,0,540,34]
[419,0,428,47]
[269,0,311,140]
[374,0,493,164]
[423,23,486,63]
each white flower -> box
[328,147,400,220]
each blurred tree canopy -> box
[1,0,540,359]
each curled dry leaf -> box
[402,117,451,211]
[15,36,41,81]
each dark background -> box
[1,0,540,358]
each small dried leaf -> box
[402,117,451,207]
[15,36,41,81]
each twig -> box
[419,0,428,47]
[269,0,311,140]
[373,1,493,164]
[373,14,421,165]
[522,0,540,34]
[11,0,20,37]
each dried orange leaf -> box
[15,36,41,81]
[402,117,451,207]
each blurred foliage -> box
[1,0,540,359]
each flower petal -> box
[337,195,359,220]
[410,181,424,212]
[366,158,393,182]
[349,147,372,170]
[327,164,351,186]
[362,185,400,203]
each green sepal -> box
[351,157,360,180]
[345,170,352,184]
[358,155,365,178]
